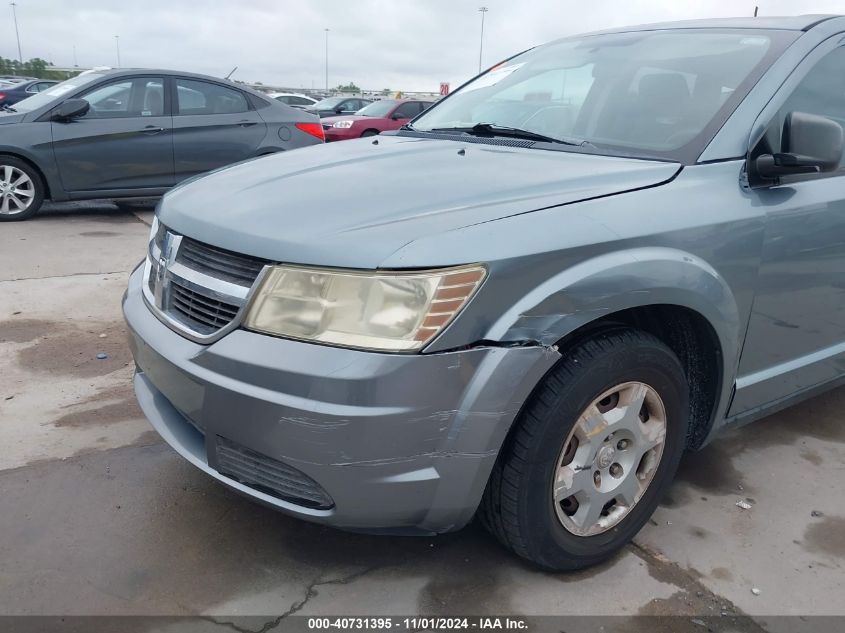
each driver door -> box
[730,44,845,415]
[51,76,175,193]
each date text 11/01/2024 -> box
[307,618,529,630]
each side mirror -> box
[754,111,843,182]
[335,106,345,113]
[53,98,90,121]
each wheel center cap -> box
[596,445,616,469]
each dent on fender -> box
[487,247,742,351]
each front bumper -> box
[123,265,558,533]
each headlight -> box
[243,265,486,352]
[332,120,355,128]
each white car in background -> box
[267,92,318,109]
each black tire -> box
[361,129,379,137]
[480,328,689,570]
[0,155,45,222]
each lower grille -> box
[170,281,240,334]
[216,436,334,509]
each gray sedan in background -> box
[0,69,325,221]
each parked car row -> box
[0,70,441,221]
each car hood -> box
[159,135,681,269]
[0,111,25,125]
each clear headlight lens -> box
[243,265,486,352]
[332,120,355,128]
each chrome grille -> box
[177,238,267,287]
[216,436,334,509]
[143,221,269,342]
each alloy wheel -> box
[0,165,35,216]
[552,381,668,537]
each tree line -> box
[0,57,80,80]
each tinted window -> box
[760,46,845,170]
[393,103,420,119]
[176,79,248,115]
[291,96,312,105]
[81,78,164,118]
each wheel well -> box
[0,152,51,199]
[362,129,379,136]
[553,305,722,449]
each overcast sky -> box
[3,0,844,91]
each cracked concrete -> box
[0,200,842,624]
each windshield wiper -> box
[430,123,594,147]
[1,104,17,113]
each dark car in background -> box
[323,99,433,141]
[0,68,324,221]
[0,78,59,108]
[306,95,372,118]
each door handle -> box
[140,126,165,135]
[238,120,258,127]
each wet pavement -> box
[0,201,842,626]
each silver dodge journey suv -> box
[124,15,845,569]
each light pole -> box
[114,35,121,68]
[324,28,329,93]
[10,2,23,66]
[478,6,488,73]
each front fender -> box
[486,247,740,361]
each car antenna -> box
[225,66,238,80]
[753,6,758,16]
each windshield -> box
[412,29,796,161]
[9,73,104,112]
[314,96,346,108]
[356,100,397,117]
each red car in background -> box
[323,99,433,141]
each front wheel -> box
[0,157,45,221]
[480,328,689,570]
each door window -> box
[758,46,845,172]
[392,103,420,119]
[80,78,164,118]
[175,79,249,115]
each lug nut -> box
[617,439,629,450]
[610,463,623,478]
[593,471,602,487]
